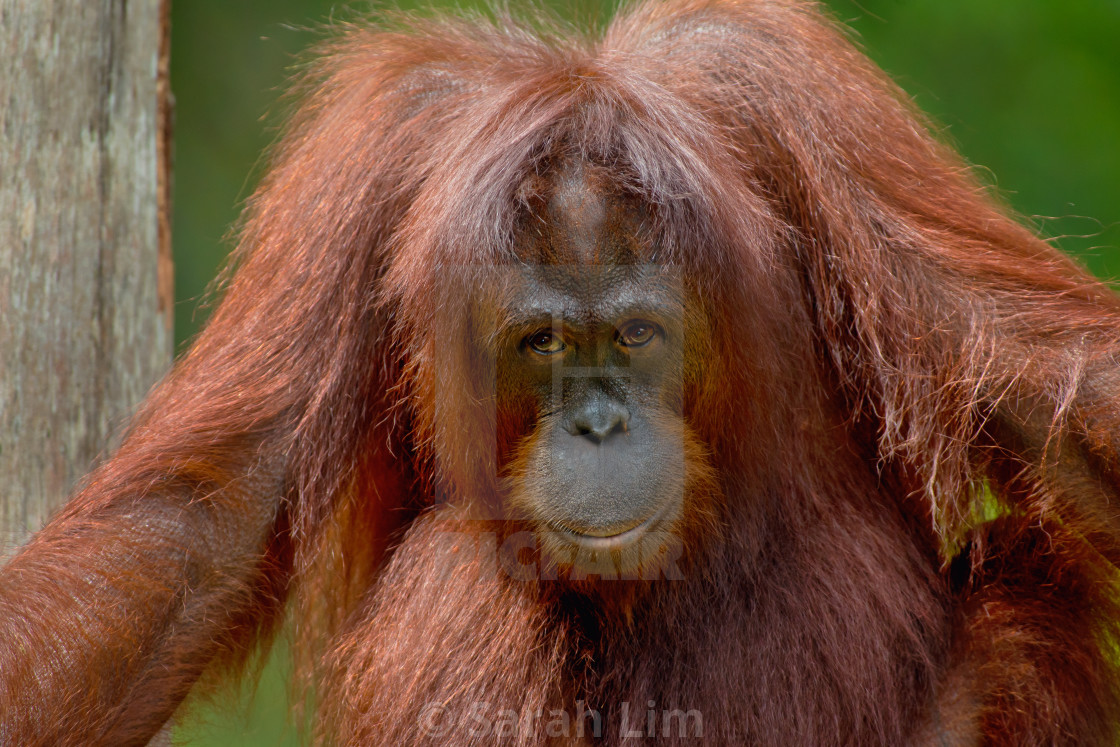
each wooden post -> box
[0,0,173,555]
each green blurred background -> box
[168,1,1120,743]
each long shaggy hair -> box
[3,2,1120,745]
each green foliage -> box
[172,641,301,746]
[827,0,1120,281]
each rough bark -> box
[0,0,172,555]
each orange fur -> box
[3,2,1120,744]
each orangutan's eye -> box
[616,320,660,348]
[525,329,566,355]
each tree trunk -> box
[0,0,172,556]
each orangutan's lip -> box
[550,501,672,552]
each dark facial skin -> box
[491,167,691,578]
